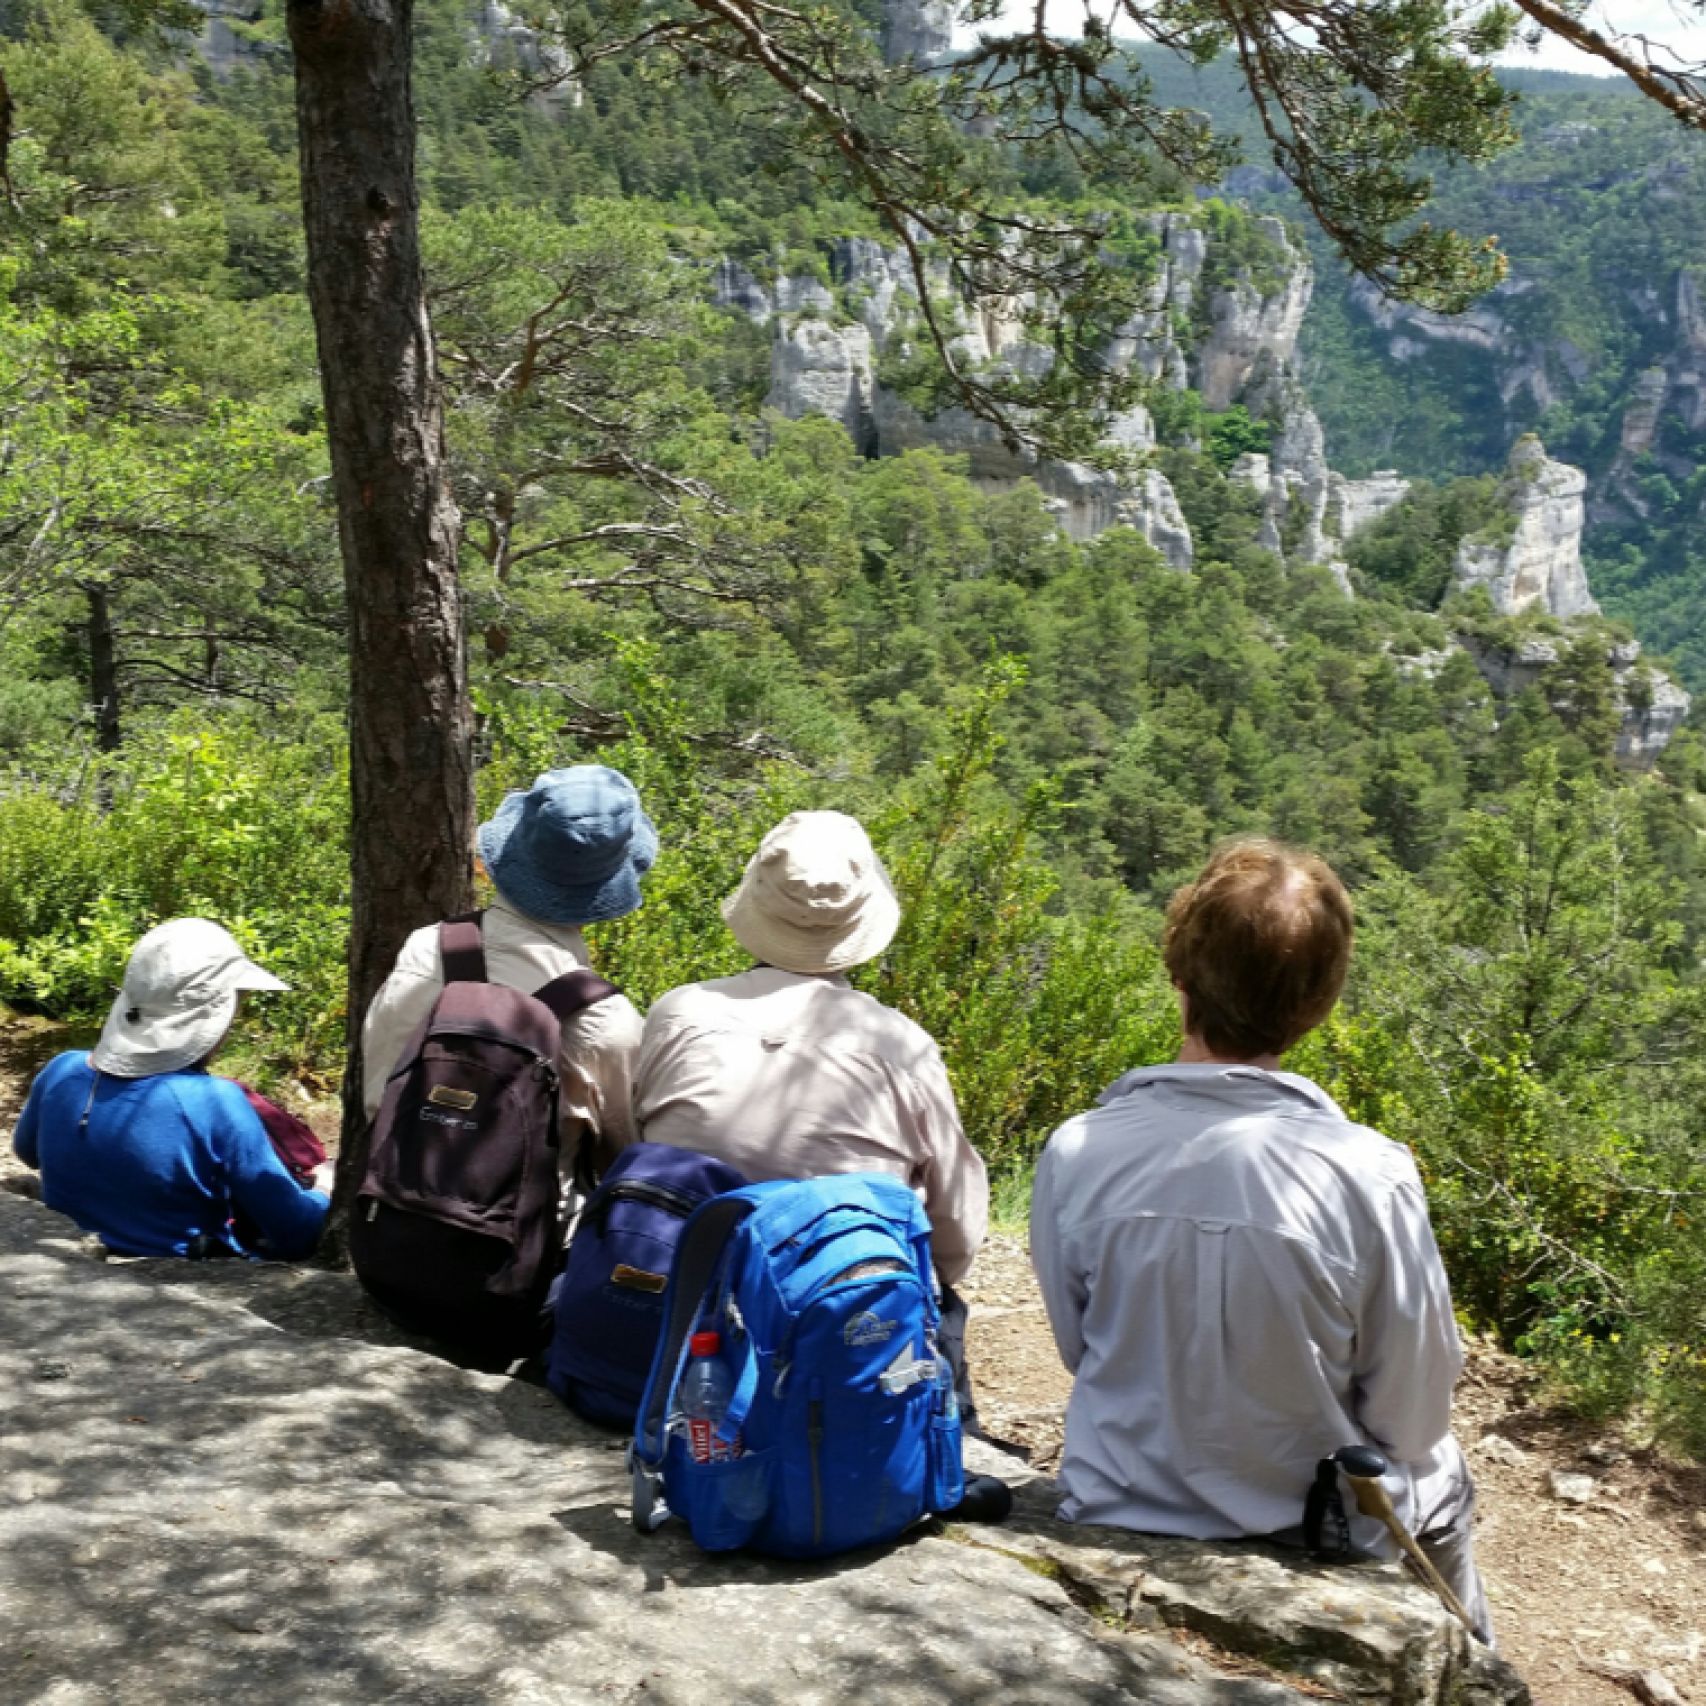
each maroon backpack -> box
[348,915,616,1366]
[237,1084,328,1187]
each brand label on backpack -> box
[843,1310,899,1347]
[428,1086,479,1110]
[420,1107,479,1131]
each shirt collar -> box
[1095,1060,1345,1119]
[739,964,853,989]
[486,892,590,955]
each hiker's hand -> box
[311,1160,336,1195]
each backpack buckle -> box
[627,1441,670,1536]
[876,1349,934,1396]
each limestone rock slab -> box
[0,1194,1529,1706]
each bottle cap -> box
[689,1330,721,1357]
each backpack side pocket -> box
[668,1432,775,1553]
[925,1402,965,1514]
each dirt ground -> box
[3,1016,1702,1706]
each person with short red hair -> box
[1031,838,1491,1642]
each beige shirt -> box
[359,895,643,1178]
[632,967,987,1284]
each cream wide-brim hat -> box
[721,811,901,977]
[90,918,288,1079]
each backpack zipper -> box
[592,1178,699,1229]
[385,1023,552,1082]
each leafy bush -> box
[570,644,1177,1176]
[0,710,352,1083]
[1303,750,1706,1450]
[1204,405,1272,470]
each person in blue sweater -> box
[11,918,330,1260]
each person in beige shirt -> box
[361,766,651,1182]
[634,810,987,1295]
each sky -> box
[1503,0,1706,74]
[966,0,1706,80]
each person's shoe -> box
[941,1473,1013,1524]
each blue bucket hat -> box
[477,765,657,926]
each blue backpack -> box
[629,1173,964,1560]
[546,1143,749,1427]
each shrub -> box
[0,709,352,1082]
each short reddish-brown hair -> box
[1162,838,1353,1058]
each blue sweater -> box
[12,1051,329,1259]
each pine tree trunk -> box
[85,583,121,753]
[286,0,475,1214]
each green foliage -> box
[1347,474,1507,606]
[1204,404,1272,470]
[1308,752,1706,1444]
[864,658,1177,1173]
[1196,199,1293,300]
[0,711,352,1078]
[1,3,224,308]
[480,645,1178,1175]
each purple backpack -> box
[349,915,616,1366]
[546,1142,748,1426]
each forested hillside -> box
[1,0,1703,1446]
[1145,51,1706,687]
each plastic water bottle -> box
[681,1329,743,1464]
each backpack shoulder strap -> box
[439,912,487,985]
[534,968,619,1026]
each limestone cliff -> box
[1348,262,1706,534]
[1453,436,1599,619]
[1195,220,1311,410]
[722,209,1688,761]
[1424,440,1691,764]
[742,213,1362,580]
[1606,270,1706,518]
[466,0,579,105]
[1238,359,1350,589]
[184,0,578,96]
[179,0,270,77]
[1348,274,1555,408]
[881,0,955,65]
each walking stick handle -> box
[1339,1469,1478,1634]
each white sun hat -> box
[721,811,902,977]
[90,918,288,1079]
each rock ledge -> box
[0,1194,1527,1705]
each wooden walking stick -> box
[1331,1445,1478,1636]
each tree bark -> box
[86,583,121,753]
[286,0,475,1213]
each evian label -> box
[688,1418,741,1463]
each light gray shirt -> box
[634,967,987,1284]
[360,895,644,1179]
[1031,1062,1466,1543]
